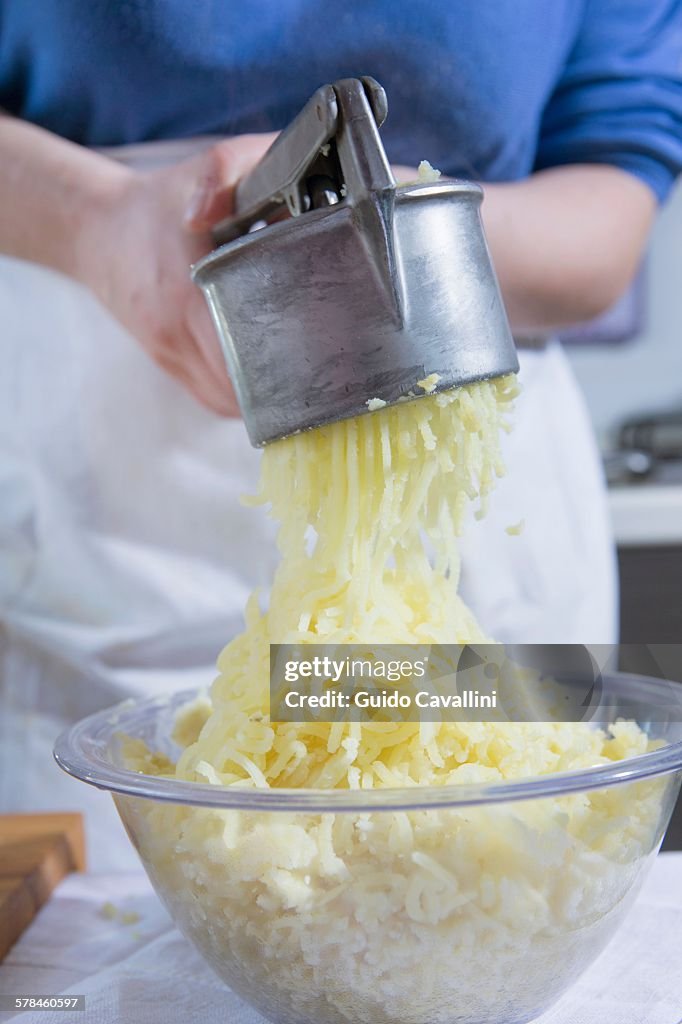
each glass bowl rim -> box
[53,673,682,813]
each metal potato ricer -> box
[192,77,518,446]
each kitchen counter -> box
[1,864,681,1024]
[609,461,682,547]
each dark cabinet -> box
[618,545,682,851]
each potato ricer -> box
[192,77,518,446]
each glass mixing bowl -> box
[54,673,682,1024]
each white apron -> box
[0,140,617,870]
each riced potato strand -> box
[175,377,528,789]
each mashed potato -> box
[119,375,668,1023]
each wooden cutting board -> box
[0,813,85,962]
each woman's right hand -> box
[73,134,277,416]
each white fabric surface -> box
[0,139,618,872]
[1,855,681,1024]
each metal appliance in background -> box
[604,407,682,486]
[619,408,682,462]
[192,77,518,446]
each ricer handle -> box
[211,77,395,246]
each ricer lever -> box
[212,77,391,245]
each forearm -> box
[1,121,657,337]
[481,165,656,333]
[0,113,130,280]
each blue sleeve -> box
[535,0,682,202]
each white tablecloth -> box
[1,856,681,1024]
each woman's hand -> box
[0,113,277,416]
[74,135,277,416]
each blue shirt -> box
[1,0,682,200]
